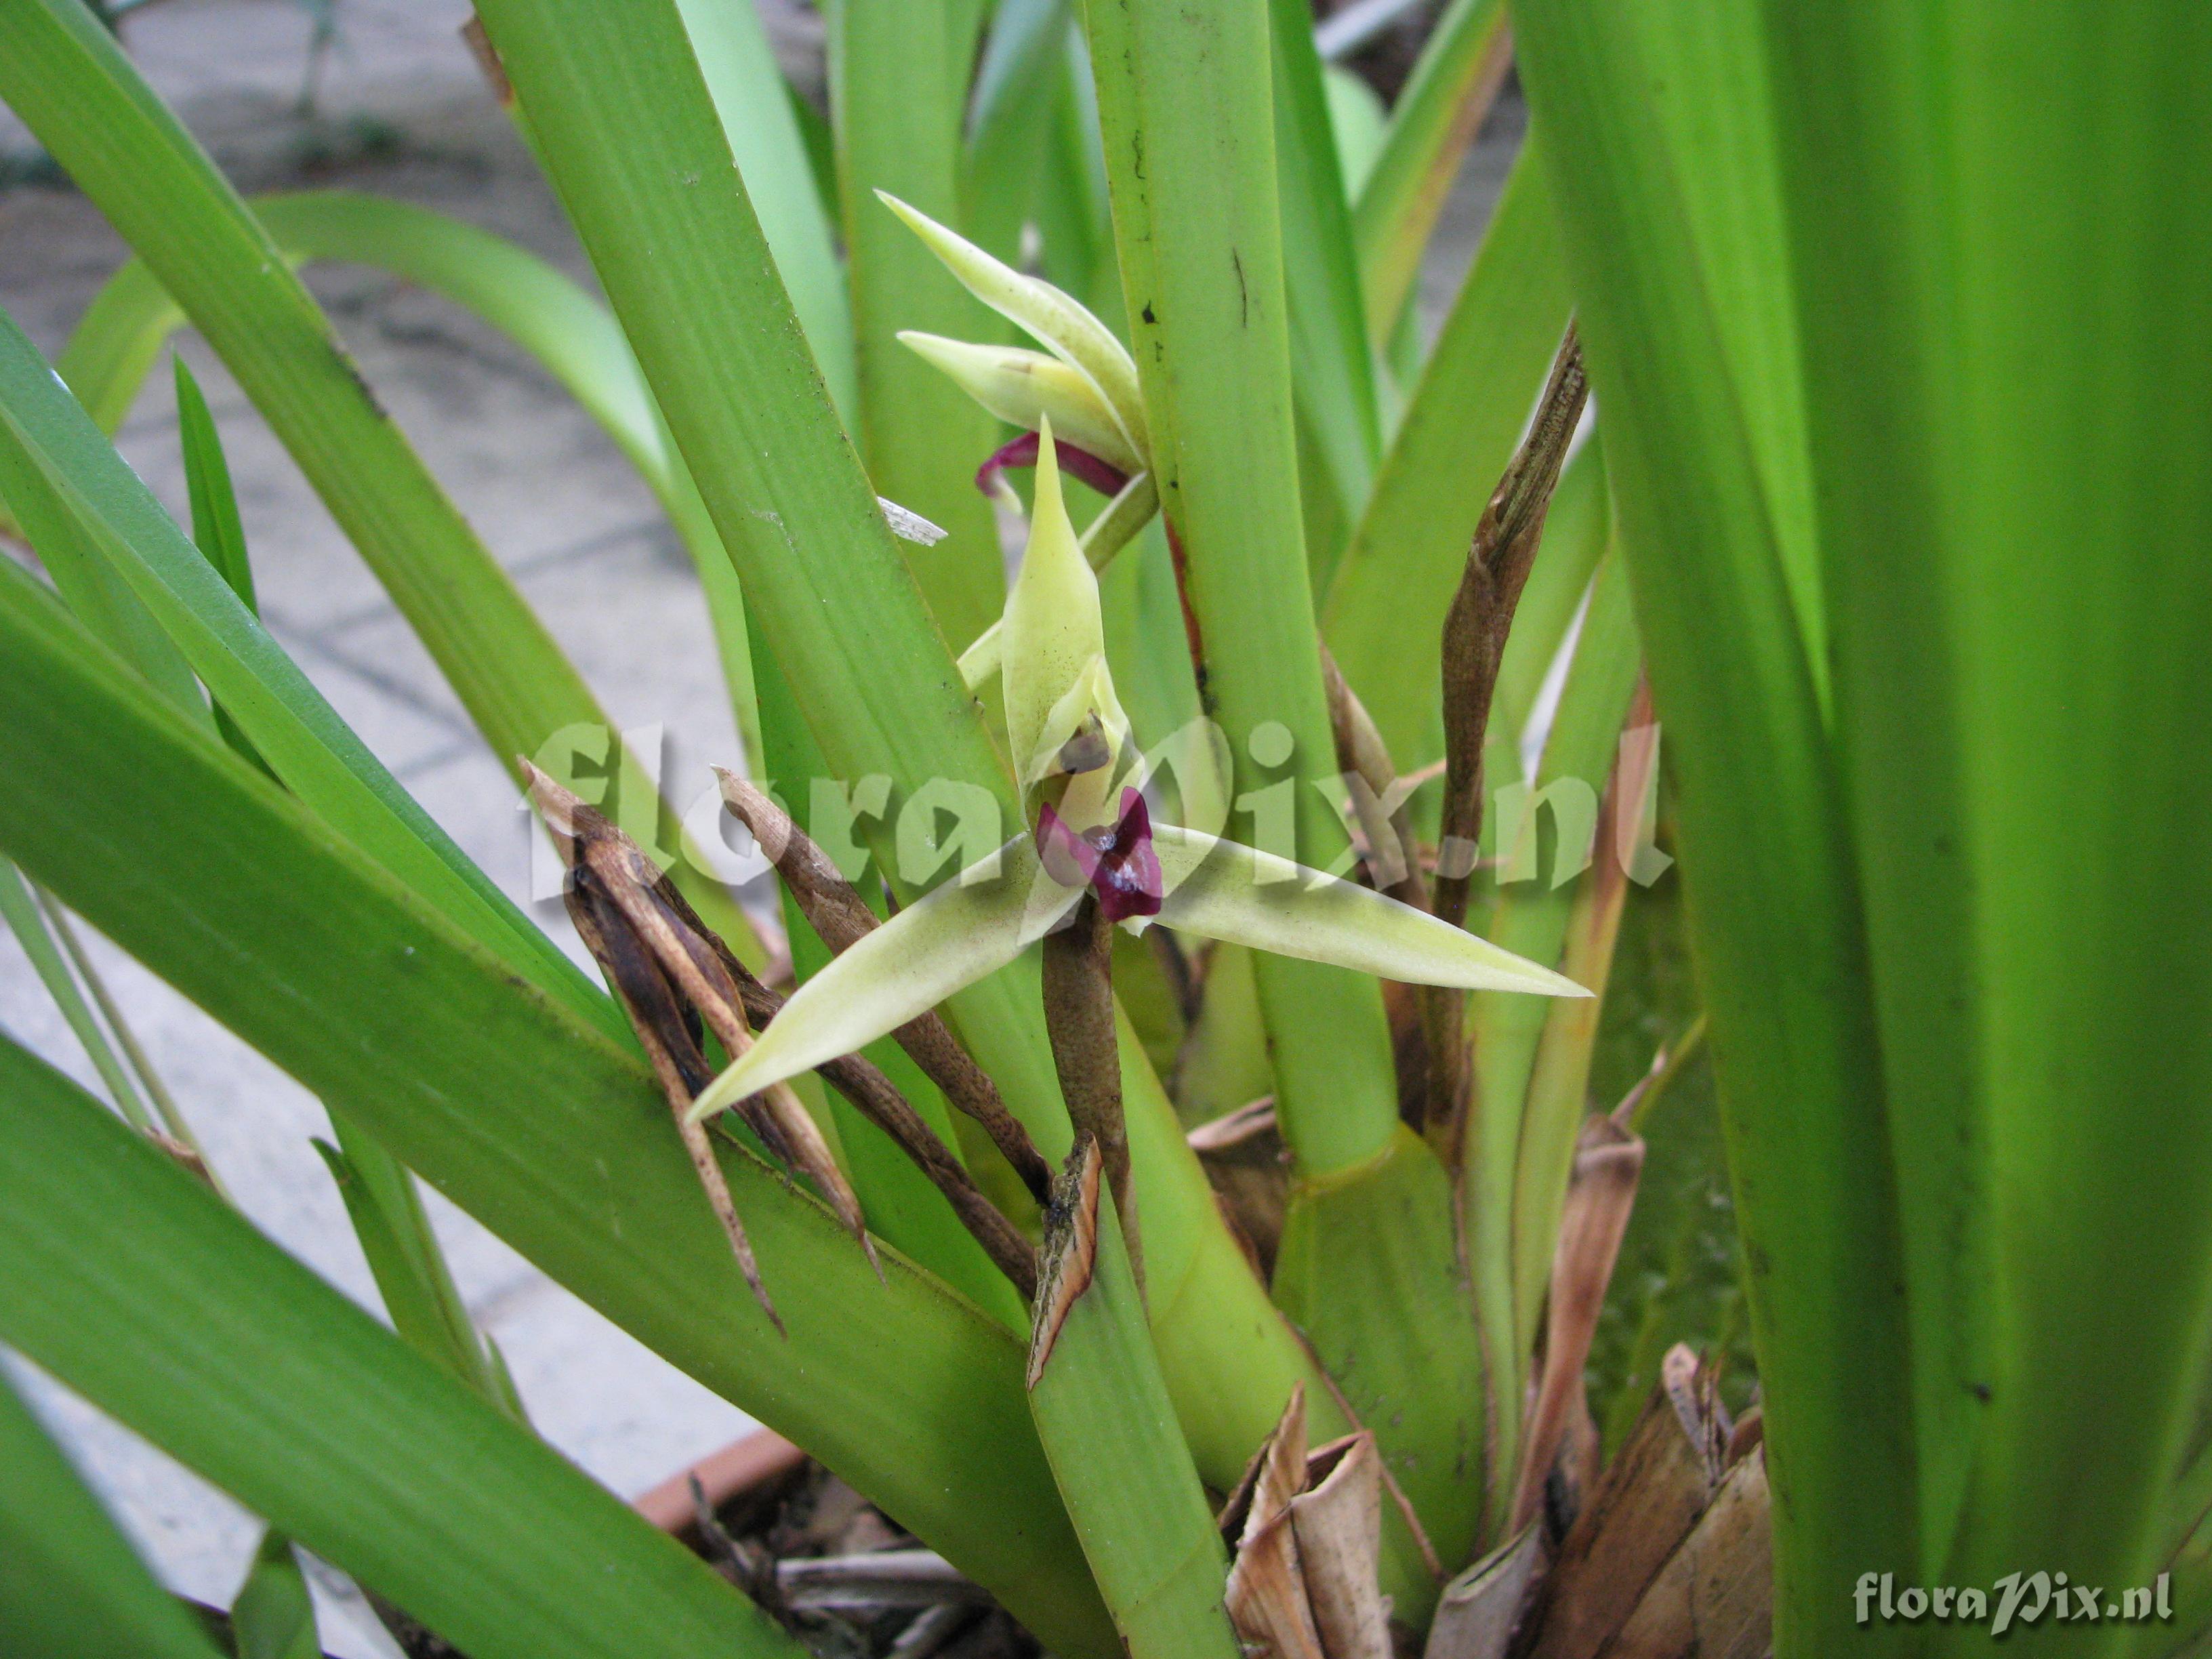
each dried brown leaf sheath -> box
[537,766,1041,1298]
[1288,1434,1392,1659]
[1322,643,1427,910]
[553,811,781,1330]
[1513,1110,1645,1532]
[1187,1098,1288,1277]
[1423,1523,1542,1659]
[1028,1136,1104,1389]
[1225,1385,1328,1659]
[574,809,871,1255]
[718,772,1054,1204]
[1424,325,1589,1141]
[1221,1389,1394,1659]
[1522,1347,1720,1659]
[1601,1446,1771,1659]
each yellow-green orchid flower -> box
[687,430,1583,1127]
[881,194,1164,693]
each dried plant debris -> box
[1425,1524,1544,1659]
[1221,1386,1394,1659]
[1513,1111,1647,1532]
[717,771,1054,1204]
[528,764,1048,1305]
[1598,1446,1769,1659]
[1322,642,1427,909]
[690,1461,1035,1659]
[1027,1136,1105,1389]
[525,764,859,1328]
[1518,1347,1739,1659]
[1424,323,1591,1141]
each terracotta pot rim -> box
[632,1424,808,1537]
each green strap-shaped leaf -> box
[674,0,856,417]
[1352,0,1507,348]
[53,191,768,782]
[1765,0,2212,1613]
[1265,0,1380,579]
[1509,2,1914,1645]
[0,553,1119,1659]
[0,1362,225,1659]
[1026,1151,1243,1659]
[830,0,1007,649]
[228,1531,320,1659]
[1084,0,1401,1179]
[0,1035,808,1659]
[0,853,154,1128]
[0,0,756,961]
[962,0,1074,264]
[0,303,615,1040]
[1322,141,1574,774]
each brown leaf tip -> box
[1026,1136,1103,1389]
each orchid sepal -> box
[898,331,1145,478]
[687,834,1082,1125]
[1141,823,1591,998]
[876,190,1148,459]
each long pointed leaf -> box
[0,552,1119,1659]
[0,1036,806,1659]
[0,0,755,958]
[1084,0,1401,1178]
[1322,140,1573,771]
[1765,0,2212,1614]
[1508,2,1914,1645]
[0,1364,224,1658]
[830,0,1006,649]
[0,304,615,1039]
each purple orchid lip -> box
[1038,787,1164,924]
[976,432,1133,503]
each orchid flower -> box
[880,193,1162,692]
[687,428,1583,1126]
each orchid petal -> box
[1002,421,1126,795]
[877,190,1147,457]
[898,332,1146,477]
[688,836,1083,1124]
[1143,823,1589,998]
[957,472,1160,692]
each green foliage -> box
[4,1,2204,1654]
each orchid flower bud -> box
[1000,417,1133,822]
[878,190,1148,461]
[899,332,1147,478]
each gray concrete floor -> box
[0,3,1519,1651]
